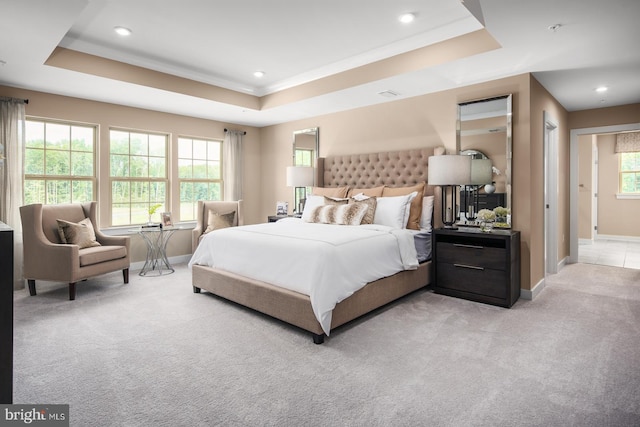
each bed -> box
[190,147,438,343]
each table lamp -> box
[286,166,314,215]
[428,155,471,229]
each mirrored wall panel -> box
[457,94,512,227]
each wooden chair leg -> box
[123,268,129,284]
[28,280,36,296]
[69,282,76,300]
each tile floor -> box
[579,239,640,269]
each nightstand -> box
[268,215,291,222]
[433,227,520,308]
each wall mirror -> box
[290,127,319,214]
[457,94,512,227]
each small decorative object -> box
[477,208,496,232]
[484,182,496,194]
[276,201,288,216]
[148,203,162,225]
[161,212,173,227]
[493,206,510,226]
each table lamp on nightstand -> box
[428,155,471,229]
[286,166,314,216]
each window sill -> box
[616,193,640,200]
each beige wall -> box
[8,75,636,293]
[260,74,540,290]
[529,77,570,281]
[596,134,640,237]
[0,85,263,263]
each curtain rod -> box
[224,128,246,135]
[0,97,28,104]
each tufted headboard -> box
[316,148,437,196]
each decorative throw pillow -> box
[307,203,368,226]
[373,192,417,229]
[324,196,348,205]
[381,182,426,230]
[348,197,377,224]
[420,196,435,232]
[56,218,102,249]
[346,185,384,198]
[204,210,236,234]
[311,186,349,198]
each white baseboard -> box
[520,258,567,301]
[579,238,594,245]
[595,234,640,242]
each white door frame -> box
[544,111,559,275]
[570,122,640,263]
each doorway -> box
[570,122,640,264]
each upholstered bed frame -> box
[192,147,437,344]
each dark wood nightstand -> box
[433,227,520,308]
[268,215,292,222]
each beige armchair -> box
[192,200,243,253]
[20,201,130,300]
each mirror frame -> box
[292,127,319,212]
[457,94,512,226]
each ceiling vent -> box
[378,90,400,98]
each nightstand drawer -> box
[436,242,506,271]
[436,263,507,299]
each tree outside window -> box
[24,119,95,205]
[110,129,167,226]
[178,137,222,221]
[620,152,640,194]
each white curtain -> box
[223,130,243,201]
[0,97,25,290]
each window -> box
[24,119,96,205]
[110,129,168,226]
[178,136,222,221]
[620,152,640,193]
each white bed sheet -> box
[189,218,418,335]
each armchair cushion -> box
[79,246,128,267]
[56,218,101,248]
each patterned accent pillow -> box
[348,197,377,224]
[324,196,348,205]
[204,210,236,234]
[308,203,368,226]
[56,218,102,249]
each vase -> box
[480,220,494,232]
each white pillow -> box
[420,196,435,232]
[373,192,417,229]
[301,195,326,222]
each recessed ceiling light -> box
[595,86,608,93]
[253,71,265,78]
[399,13,415,24]
[114,26,132,36]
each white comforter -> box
[189,217,418,335]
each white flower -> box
[492,166,501,176]
[477,209,496,222]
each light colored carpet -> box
[12,263,640,426]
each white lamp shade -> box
[470,158,493,185]
[427,155,471,185]
[286,166,314,187]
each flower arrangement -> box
[493,206,509,218]
[477,209,496,222]
[147,203,163,224]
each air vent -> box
[378,90,400,98]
